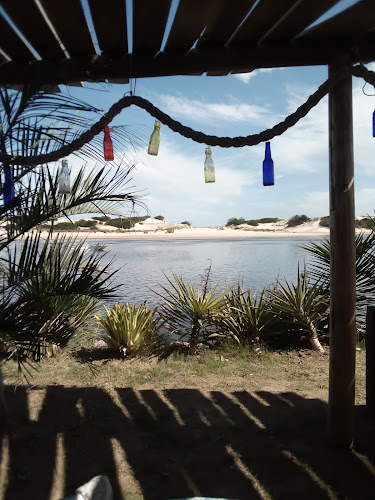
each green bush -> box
[245,220,259,226]
[287,214,310,227]
[155,272,231,354]
[52,222,77,231]
[257,218,279,224]
[180,221,192,226]
[226,217,246,226]
[105,216,148,229]
[154,215,165,220]
[355,217,372,229]
[319,216,330,228]
[96,303,164,357]
[75,219,97,228]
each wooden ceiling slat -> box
[197,0,257,48]
[300,0,375,39]
[0,16,34,61]
[133,0,171,53]
[263,0,340,41]
[165,0,217,52]
[88,0,127,56]
[0,0,64,59]
[230,0,300,45]
[40,0,95,57]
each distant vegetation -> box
[154,215,165,221]
[226,217,279,227]
[180,221,192,226]
[287,214,310,227]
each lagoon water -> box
[94,236,325,308]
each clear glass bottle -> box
[204,147,215,183]
[59,159,71,194]
[148,121,161,156]
[263,142,274,186]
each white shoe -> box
[63,475,112,500]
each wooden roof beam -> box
[0,38,374,86]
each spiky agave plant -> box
[221,283,275,346]
[270,267,329,353]
[96,303,164,357]
[154,271,231,354]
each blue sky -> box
[62,60,375,227]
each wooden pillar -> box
[366,306,375,416]
[327,53,356,447]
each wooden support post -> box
[327,53,356,448]
[366,306,375,416]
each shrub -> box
[180,221,192,226]
[220,284,275,345]
[104,216,148,229]
[155,271,231,354]
[154,215,165,220]
[257,218,279,224]
[75,219,97,228]
[245,220,259,226]
[287,214,310,227]
[226,217,246,226]
[96,303,164,357]
[319,216,330,228]
[355,217,372,229]
[52,222,77,231]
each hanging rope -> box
[1,64,374,166]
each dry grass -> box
[1,347,373,500]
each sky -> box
[57,3,375,228]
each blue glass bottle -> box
[4,165,15,204]
[263,141,274,186]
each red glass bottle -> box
[103,126,114,161]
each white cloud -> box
[234,68,275,84]
[157,94,271,126]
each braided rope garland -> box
[1,64,374,167]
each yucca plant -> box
[270,268,329,353]
[96,303,164,357]
[154,271,231,354]
[221,283,275,345]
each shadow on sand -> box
[1,385,375,499]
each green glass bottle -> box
[204,147,215,183]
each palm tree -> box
[302,229,375,321]
[0,85,146,420]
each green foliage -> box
[0,87,145,370]
[96,303,163,356]
[302,230,375,323]
[270,268,329,352]
[287,214,310,227]
[221,284,275,345]
[154,271,231,354]
[226,217,246,226]
[180,221,192,226]
[104,216,148,229]
[154,215,165,220]
[319,216,330,228]
[245,220,259,226]
[355,217,372,229]
[257,218,279,223]
[75,219,97,228]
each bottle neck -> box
[265,142,271,159]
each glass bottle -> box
[4,164,15,203]
[59,159,71,194]
[204,147,215,183]
[103,126,114,161]
[148,121,161,156]
[263,141,274,186]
